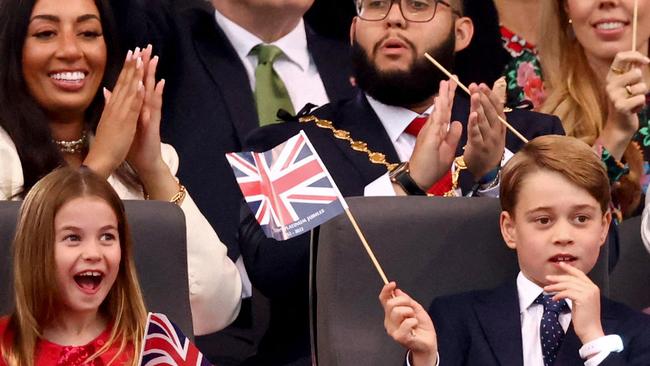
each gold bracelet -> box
[145,184,186,204]
[169,184,186,206]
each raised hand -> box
[380,282,438,366]
[408,80,463,190]
[601,51,650,160]
[100,46,179,201]
[127,47,179,201]
[463,83,506,180]
[544,262,605,345]
[84,47,146,178]
[126,44,167,178]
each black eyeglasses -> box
[356,0,461,23]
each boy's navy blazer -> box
[111,0,356,254]
[429,280,650,365]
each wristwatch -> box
[389,162,427,196]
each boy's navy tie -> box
[534,294,570,366]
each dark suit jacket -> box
[239,92,564,365]
[111,0,356,255]
[429,281,650,365]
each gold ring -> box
[611,66,625,75]
[625,85,634,97]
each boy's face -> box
[500,169,611,288]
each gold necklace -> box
[53,131,88,154]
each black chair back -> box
[609,216,650,310]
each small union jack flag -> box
[138,313,212,366]
[226,131,348,240]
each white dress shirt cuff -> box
[405,350,440,366]
[579,334,624,366]
[364,172,397,196]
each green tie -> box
[252,44,295,125]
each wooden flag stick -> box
[632,0,639,51]
[344,207,389,285]
[345,208,414,336]
[424,53,529,144]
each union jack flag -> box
[137,313,212,366]
[226,131,348,240]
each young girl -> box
[0,167,147,366]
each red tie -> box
[405,116,453,196]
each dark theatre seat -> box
[609,215,650,311]
[0,200,194,337]
[312,196,610,366]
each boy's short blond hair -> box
[500,135,610,215]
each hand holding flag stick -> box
[424,53,529,144]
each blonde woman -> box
[0,167,147,366]
[539,0,649,218]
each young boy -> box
[380,135,650,366]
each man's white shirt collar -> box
[214,8,310,72]
[517,272,573,313]
[365,94,434,143]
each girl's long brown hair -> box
[1,167,147,366]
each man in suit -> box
[239,0,563,364]
[244,0,564,195]
[112,0,355,261]
[110,0,355,364]
[381,135,650,366]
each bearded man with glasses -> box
[357,0,462,22]
[245,0,563,196]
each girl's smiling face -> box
[54,196,120,315]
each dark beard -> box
[351,31,456,107]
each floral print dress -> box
[500,26,546,109]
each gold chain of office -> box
[298,115,466,196]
